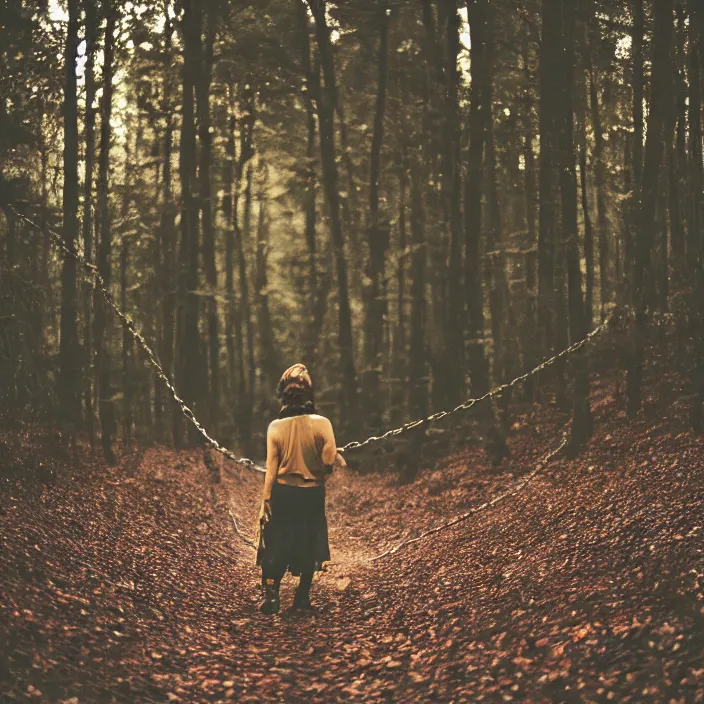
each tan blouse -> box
[263,415,338,496]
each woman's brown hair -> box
[277,363,315,416]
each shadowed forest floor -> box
[2,361,704,703]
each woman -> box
[256,363,345,614]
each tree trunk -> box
[628,0,674,418]
[196,1,220,431]
[579,82,595,331]
[625,0,645,303]
[59,0,81,439]
[538,0,568,408]
[393,156,408,418]
[39,103,51,349]
[120,227,132,448]
[485,5,515,391]
[483,4,514,461]
[119,111,139,448]
[223,84,238,438]
[307,0,360,437]
[669,4,687,286]
[688,0,704,431]
[561,0,591,452]
[254,189,281,397]
[538,0,562,360]
[332,60,359,288]
[94,0,117,464]
[688,1,703,287]
[363,4,391,430]
[295,0,324,369]
[465,0,490,398]
[418,0,449,414]
[82,0,97,447]
[408,161,428,418]
[174,0,202,447]
[156,0,176,443]
[241,161,256,443]
[588,28,609,318]
[229,83,255,453]
[521,30,539,400]
[441,1,465,409]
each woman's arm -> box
[320,417,337,467]
[323,418,347,470]
[260,423,279,521]
[319,417,349,473]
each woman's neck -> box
[278,403,316,419]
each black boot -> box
[293,572,314,610]
[259,577,280,614]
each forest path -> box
[2,370,704,703]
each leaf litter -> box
[1,363,703,703]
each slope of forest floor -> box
[2,357,704,703]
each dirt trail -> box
[2,371,704,703]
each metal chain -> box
[10,207,266,474]
[227,507,258,551]
[362,309,680,563]
[12,206,613,469]
[340,320,612,452]
[365,426,569,563]
[8,206,684,589]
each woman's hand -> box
[259,498,272,525]
[333,451,347,471]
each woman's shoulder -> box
[307,413,330,422]
[268,414,332,429]
[267,417,289,432]
[309,414,334,430]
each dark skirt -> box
[256,482,330,577]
